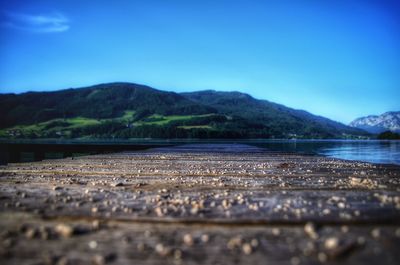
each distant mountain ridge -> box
[182,90,362,137]
[349,111,400,133]
[0,82,368,139]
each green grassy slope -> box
[0,82,369,139]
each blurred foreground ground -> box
[0,144,399,265]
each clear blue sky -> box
[0,0,399,123]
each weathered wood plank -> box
[0,144,399,264]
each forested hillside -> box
[0,83,368,139]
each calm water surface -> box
[1,139,399,165]
[251,140,400,165]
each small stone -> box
[53,186,62,191]
[190,206,199,215]
[112,182,124,187]
[322,209,331,215]
[155,243,170,256]
[89,240,98,249]
[371,228,380,238]
[56,256,69,265]
[92,254,105,265]
[242,243,252,255]
[155,207,164,217]
[318,252,328,263]
[250,238,259,247]
[357,236,366,245]
[272,228,281,236]
[174,249,182,260]
[227,236,242,249]
[324,237,339,250]
[395,228,400,237]
[137,242,145,252]
[303,241,315,256]
[144,230,151,237]
[55,224,74,238]
[290,256,301,265]
[3,238,13,248]
[25,227,38,239]
[304,222,318,240]
[341,225,349,233]
[92,220,100,230]
[183,233,194,246]
[201,234,209,243]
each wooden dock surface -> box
[0,144,399,265]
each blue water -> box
[249,140,400,165]
[318,141,400,165]
[1,139,399,165]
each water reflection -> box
[319,141,400,165]
[1,140,399,165]
[251,140,400,165]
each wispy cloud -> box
[2,12,70,33]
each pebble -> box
[357,236,366,245]
[55,224,74,238]
[174,249,182,260]
[155,207,164,217]
[222,199,230,209]
[304,222,318,240]
[290,256,301,265]
[112,182,124,187]
[324,237,339,250]
[92,220,101,230]
[88,240,98,249]
[242,243,252,255]
[55,256,69,265]
[201,234,209,243]
[227,236,242,249]
[183,233,194,246]
[137,242,145,252]
[250,238,259,247]
[190,206,199,215]
[318,252,328,263]
[92,253,116,265]
[396,228,400,237]
[371,228,380,238]
[272,228,281,236]
[155,243,170,256]
[322,209,331,215]
[92,254,105,265]
[25,227,38,239]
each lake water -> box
[249,140,400,165]
[0,139,399,165]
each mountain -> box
[181,90,365,137]
[349,111,400,133]
[0,82,214,128]
[0,82,368,139]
